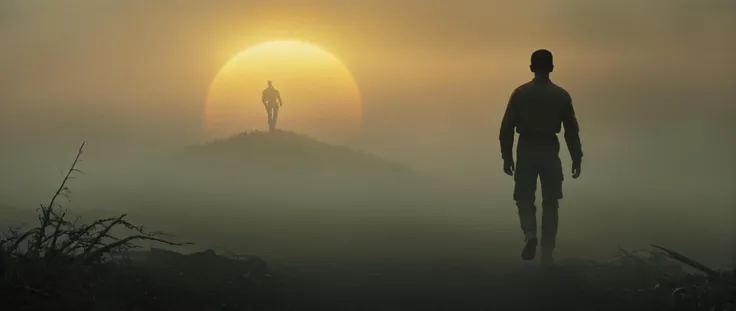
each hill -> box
[96,130,438,208]
[178,130,418,184]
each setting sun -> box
[204,40,363,143]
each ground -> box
[5,247,732,311]
[1,135,732,310]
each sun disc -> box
[204,40,362,143]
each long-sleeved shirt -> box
[499,77,583,164]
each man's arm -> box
[261,90,267,106]
[499,91,518,161]
[276,90,283,106]
[561,93,583,165]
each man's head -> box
[530,49,554,74]
[267,80,273,87]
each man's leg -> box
[540,200,558,266]
[266,106,274,131]
[539,156,564,265]
[272,106,280,130]
[514,159,539,260]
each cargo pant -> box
[265,102,280,132]
[514,134,564,252]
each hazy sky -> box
[0,0,734,197]
[0,0,734,267]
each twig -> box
[84,214,127,254]
[651,244,720,279]
[9,229,38,254]
[32,142,85,258]
[82,235,191,264]
[48,210,68,255]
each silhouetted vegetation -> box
[0,143,278,310]
[1,141,733,310]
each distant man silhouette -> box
[499,49,583,266]
[262,80,283,132]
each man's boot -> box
[522,231,538,261]
[540,247,555,267]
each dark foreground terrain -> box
[1,138,733,310]
[1,189,734,311]
[2,245,734,311]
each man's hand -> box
[503,158,515,176]
[572,161,581,179]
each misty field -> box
[2,135,734,311]
[2,205,733,311]
[4,1,735,309]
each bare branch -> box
[9,229,38,254]
[48,210,68,254]
[83,235,192,264]
[651,244,720,279]
[85,214,127,254]
[32,142,85,258]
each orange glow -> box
[204,40,362,143]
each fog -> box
[1,0,734,267]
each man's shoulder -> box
[511,81,572,105]
[510,82,533,99]
[549,82,571,98]
[513,81,534,93]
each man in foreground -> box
[498,49,584,266]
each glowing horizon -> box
[203,40,363,143]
